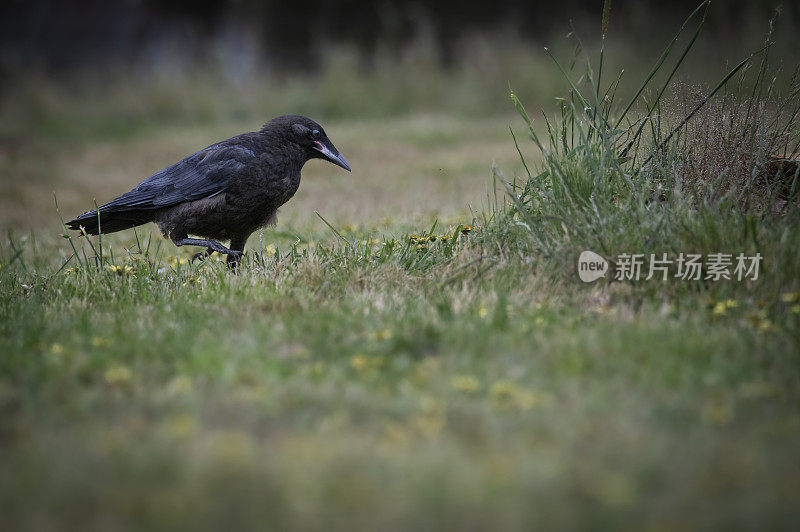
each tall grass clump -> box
[493,1,800,314]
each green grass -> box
[2,227,798,530]
[2,4,800,529]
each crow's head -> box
[265,115,351,172]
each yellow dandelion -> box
[488,380,546,410]
[461,225,473,234]
[104,365,132,386]
[350,355,368,371]
[757,320,774,333]
[350,354,383,373]
[712,302,727,316]
[105,264,134,275]
[167,256,190,268]
[478,307,489,318]
[514,389,542,411]
[780,292,800,303]
[91,337,111,348]
[451,374,481,393]
[373,329,392,341]
[489,380,517,402]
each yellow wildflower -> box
[350,355,369,371]
[514,389,543,411]
[780,292,800,303]
[489,380,547,410]
[373,329,392,341]
[91,337,111,348]
[478,307,489,318]
[757,320,774,333]
[105,264,134,275]
[167,256,190,268]
[489,380,517,402]
[451,375,481,393]
[461,225,473,234]
[50,343,64,355]
[790,304,800,314]
[350,354,383,373]
[104,365,132,386]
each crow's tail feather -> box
[66,208,155,236]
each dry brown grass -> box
[663,82,800,209]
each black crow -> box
[67,115,350,267]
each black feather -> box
[66,143,255,235]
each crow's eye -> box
[312,129,320,139]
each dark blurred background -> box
[2,0,797,78]
[0,0,800,78]
[2,0,797,131]
[2,0,798,143]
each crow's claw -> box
[192,247,214,262]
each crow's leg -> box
[172,237,243,262]
[226,234,249,269]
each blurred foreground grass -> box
[1,222,798,529]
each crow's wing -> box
[97,143,255,212]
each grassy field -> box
[2,6,800,529]
[2,113,798,529]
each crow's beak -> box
[313,141,351,172]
